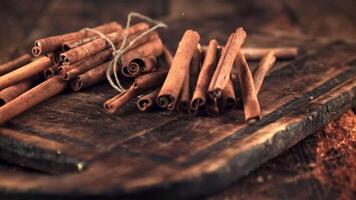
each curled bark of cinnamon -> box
[191,40,218,111]
[187,47,201,114]
[43,65,58,79]
[253,51,276,93]
[120,38,164,67]
[0,54,32,76]
[122,57,157,78]
[0,56,52,90]
[32,22,122,56]
[46,51,62,66]
[0,76,67,125]
[235,52,261,121]
[136,88,160,111]
[157,30,200,110]
[208,27,246,99]
[60,23,152,64]
[104,69,167,113]
[205,97,220,117]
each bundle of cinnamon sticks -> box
[0,18,298,125]
[0,21,172,124]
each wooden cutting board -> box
[0,41,355,199]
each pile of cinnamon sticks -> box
[0,21,171,124]
[105,28,297,121]
[0,20,298,125]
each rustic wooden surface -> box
[0,0,355,199]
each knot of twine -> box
[83,12,167,93]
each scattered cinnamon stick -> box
[104,69,167,113]
[208,27,246,98]
[32,22,122,56]
[220,77,236,113]
[188,47,201,114]
[235,52,261,121]
[0,76,67,125]
[136,88,160,111]
[177,67,190,113]
[0,75,41,106]
[253,51,277,93]
[0,54,32,76]
[157,30,200,110]
[60,23,152,64]
[202,46,298,60]
[191,39,219,110]
[59,48,112,80]
[242,47,297,60]
[0,56,52,90]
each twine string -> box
[83,12,167,93]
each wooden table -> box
[0,1,355,199]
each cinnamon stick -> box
[43,65,58,79]
[191,39,219,110]
[157,30,200,110]
[202,46,298,60]
[46,51,62,66]
[235,52,261,121]
[220,77,236,113]
[0,75,41,106]
[242,47,297,60]
[0,76,67,125]
[60,23,151,64]
[32,22,122,56]
[0,54,32,76]
[70,61,111,91]
[177,68,190,113]
[208,27,246,98]
[120,38,164,67]
[104,69,167,113]
[59,48,112,80]
[122,57,156,78]
[0,56,52,90]
[136,88,160,111]
[253,51,276,93]
[188,47,202,114]
[205,97,220,117]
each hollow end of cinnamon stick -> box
[177,101,190,113]
[103,102,116,113]
[190,98,205,110]
[70,78,82,91]
[32,46,42,57]
[137,98,152,111]
[0,99,5,107]
[223,97,236,112]
[157,95,176,110]
[43,68,55,79]
[208,89,222,99]
[206,102,220,117]
[61,55,70,65]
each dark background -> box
[0,0,355,199]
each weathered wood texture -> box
[0,0,355,199]
[0,40,355,199]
